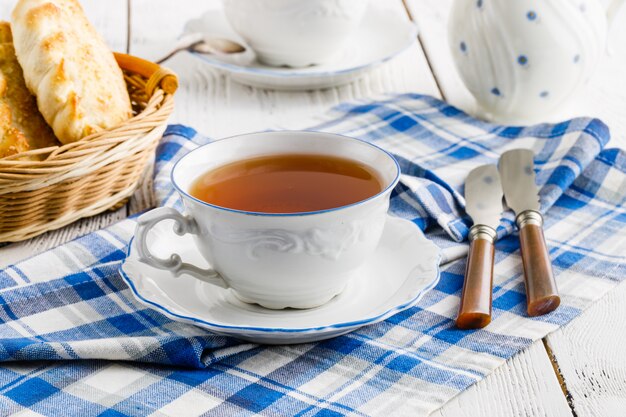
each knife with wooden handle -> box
[499,149,560,317]
[456,164,503,329]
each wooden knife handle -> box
[517,211,560,317]
[456,226,495,329]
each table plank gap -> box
[404,0,626,146]
[129,0,439,137]
[405,1,581,415]
[434,340,574,417]
[126,0,132,54]
[403,0,475,113]
[400,0,446,100]
[406,1,626,415]
[545,279,626,417]
[542,338,579,417]
[0,2,622,416]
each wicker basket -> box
[0,53,178,242]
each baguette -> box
[0,22,58,159]
[11,0,132,144]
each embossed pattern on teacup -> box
[208,219,384,261]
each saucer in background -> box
[183,4,418,90]
[120,216,441,344]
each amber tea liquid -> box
[189,154,383,213]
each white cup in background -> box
[222,0,369,68]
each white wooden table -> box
[2,0,626,415]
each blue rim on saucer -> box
[119,217,441,338]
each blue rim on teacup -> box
[170,130,401,217]
[137,130,403,310]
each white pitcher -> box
[448,0,624,123]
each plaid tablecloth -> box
[1,94,624,416]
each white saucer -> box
[120,216,440,344]
[183,5,418,90]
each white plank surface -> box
[545,281,626,417]
[0,2,14,17]
[401,0,470,108]
[0,0,127,51]
[406,0,626,415]
[130,0,439,138]
[81,0,128,52]
[0,0,623,415]
[435,341,573,417]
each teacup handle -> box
[135,207,228,288]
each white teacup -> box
[135,131,399,310]
[222,0,369,68]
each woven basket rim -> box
[0,53,177,194]
[0,53,177,166]
[0,53,176,242]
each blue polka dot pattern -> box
[491,87,501,96]
[518,55,528,66]
[527,11,537,20]
[460,41,467,52]
[540,91,549,98]
[574,54,580,63]
[477,0,483,8]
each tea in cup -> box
[135,131,400,309]
[222,0,369,67]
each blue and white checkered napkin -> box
[1,94,625,416]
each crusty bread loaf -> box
[11,0,132,144]
[0,22,59,159]
[0,21,12,43]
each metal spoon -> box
[156,37,246,64]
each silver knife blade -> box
[498,149,540,215]
[465,164,503,230]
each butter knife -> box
[499,149,560,316]
[456,164,503,329]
